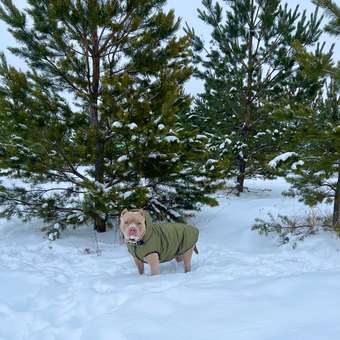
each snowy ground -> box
[1,178,340,340]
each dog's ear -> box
[121,208,128,217]
[138,209,144,216]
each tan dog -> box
[120,209,199,275]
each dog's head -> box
[119,209,146,243]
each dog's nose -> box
[127,226,138,237]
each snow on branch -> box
[269,152,298,168]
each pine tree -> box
[188,0,323,192]
[282,79,340,227]
[276,1,340,228]
[0,0,223,232]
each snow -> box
[148,152,162,159]
[219,138,232,149]
[254,131,266,138]
[117,155,129,162]
[54,223,61,230]
[196,134,208,140]
[122,191,133,199]
[269,152,297,168]
[0,178,340,340]
[127,123,138,130]
[112,121,123,128]
[164,135,179,143]
[206,159,218,165]
[291,160,305,170]
[48,230,59,241]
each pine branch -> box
[312,0,340,36]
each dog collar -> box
[126,238,145,246]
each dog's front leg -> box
[183,246,194,273]
[133,256,144,275]
[145,253,160,275]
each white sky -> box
[1,0,339,95]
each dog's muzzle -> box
[127,225,138,237]
[126,224,139,243]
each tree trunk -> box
[333,169,340,227]
[237,159,246,193]
[94,215,106,233]
[90,28,106,233]
[237,0,255,195]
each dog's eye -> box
[137,222,142,225]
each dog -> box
[119,209,199,275]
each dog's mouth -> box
[126,236,140,244]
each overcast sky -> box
[1,0,338,95]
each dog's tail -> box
[194,245,199,254]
